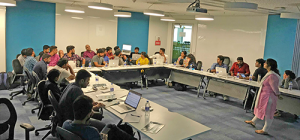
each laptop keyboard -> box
[120,104,132,110]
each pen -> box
[131,114,140,117]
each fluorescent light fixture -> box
[88,2,113,10]
[0,0,16,6]
[65,6,85,13]
[144,9,164,16]
[195,15,214,21]
[280,13,300,19]
[161,17,175,21]
[114,12,131,17]
[224,2,258,11]
[71,17,83,19]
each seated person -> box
[129,47,140,62]
[102,48,109,63]
[59,70,105,131]
[150,48,168,63]
[47,46,60,66]
[91,49,106,67]
[281,70,298,89]
[24,48,37,72]
[184,54,197,69]
[114,46,127,61]
[210,55,228,73]
[114,50,124,66]
[136,52,149,65]
[177,51,187,66]
[106,47,114,60]
[83,44,96,59]
[63,45,85,67]
[48,58,75,86]
[33,54,51,80]
[230,57,250,76]
[37,45,50,61]
[240,58,267,81]
[44,69,61,103]
[18,49,27,67]
[59,50,64,58]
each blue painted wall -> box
[264,15,298,76]
[117,12,149,53]
[6,0,55,71]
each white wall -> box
[55,4,118,54]
[0,8,6,72]
[195,16,268,73]
[147,16,169,57]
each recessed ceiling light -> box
[280,13,300,19]
[114,12,131,17]
[88,2,113,11]
[195,15,214,21]
[0,0,16,6]
[161,17,175,21]
[71,17,83,19]
[65,6,85,13]
[224,2,258,11]
[144,9,164,16]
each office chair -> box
[22,68,37,106]
[0,98,35,140]
[56,126,83,140]
[47,91,64,139]
[196,61,202,70]
[10,59,27,100]
[81,51,84,57]
[223,56,231,74]
[295,77,300,90]
[31,72,41,113]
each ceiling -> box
[33,0,300,19]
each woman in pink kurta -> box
[245,59,280,135]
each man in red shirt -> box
[106,47,114,60]
[230,57,250,76]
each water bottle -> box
[145,101,150,117]
[165,58,168,65]
[249,74,252,82]
[189,64,193,70]
[95,74,99,84]
[174,61,176,66]
[89,62,91,68]
[154,58,156,65]
[201,66,203,71]
[110,83,114,95]
[105,61,108,68]
[124,61,127,67]
[236,72,240,79]
[288,82,293,90]
[138,60,140,66]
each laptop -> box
[110,90,142,114]
[216,67,227,77]
[153,59,164,65]
[132,54,141,60]
[122,44,132,55]
[109,60,119,67]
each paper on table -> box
[141,122,165,134]
[82,87,95,93]
[123,113,142,123]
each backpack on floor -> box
[0,72,14,90]
[174,83,187,91]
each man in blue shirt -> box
[24,48,37,72]
[33,54,51,80]
[210,55,228,73]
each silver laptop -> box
[109,60,119,67]
[122,44,131,55]
[110,90,142,114]
[216,67,227,77]
[132,54,141,60]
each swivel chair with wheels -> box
[10,59,27,100]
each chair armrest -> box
[16,74,25,77]
[20,123,35,131]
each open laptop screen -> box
[125,91,142,109]
[123,44,132,51]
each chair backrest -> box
[0,98,17,138]
[32,71,41,85]
[56,126,83,140]
[48,91,63,126]
[12,59,23,74]
[37,80,47,104]
[81,51,84,57]
[295,77,300,87]
[196,61,202,70]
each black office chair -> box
[81,51,85,57]
[223,56,231,74]
[0,98,35,140]
[22,68,38,106]
[10,59,27,100]
[196,61,202,70]
[56,126,83,140]
[47,91,64,139]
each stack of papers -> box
[123,113,142,123]
[141,122,165,134]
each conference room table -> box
[79,70,211,140]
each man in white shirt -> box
[18,49,27,67]
[48,58,75,85]
[150,48,168,63]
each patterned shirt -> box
[63,53,84,67]
[83,51,96,59]
[24,56,37,72]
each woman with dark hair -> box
[281,70,298,89]
[136,52,149,65]
[245,58,280,135]
[177,51,187,66]
[185,54,197,69]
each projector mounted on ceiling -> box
[186,0,207,13]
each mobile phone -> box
[240,74,246,78]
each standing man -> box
[230,57,250,76]
[91,49,106,67]
[48,46,60,66]
[18,49,27,67]
[210,55,228,73]
[150,48,168,63]
[83,44,96,59]
[106,47,114,60]
[24,48,37,72]
[63,45,85,67]
[33,54,51,80]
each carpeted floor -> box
[1,82,300,140]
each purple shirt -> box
[49,54,60,66]
[83,51,96,59]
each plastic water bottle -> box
[201,66,203,71]
[236,72,240,79]
[124,61,127,67]
[154,58,156,65]
[105,61,108,68]
[89,62,91,68]
[165,58,168,65]
[95,74,99,84]
[189,64,193,70]
[110,83,114,95]
[145,101,150,117]
[138,60,140,66]
[174,61,176,66]
[249,75,252,82]
[288,82,293,90]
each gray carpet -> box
[1,83,300,140]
